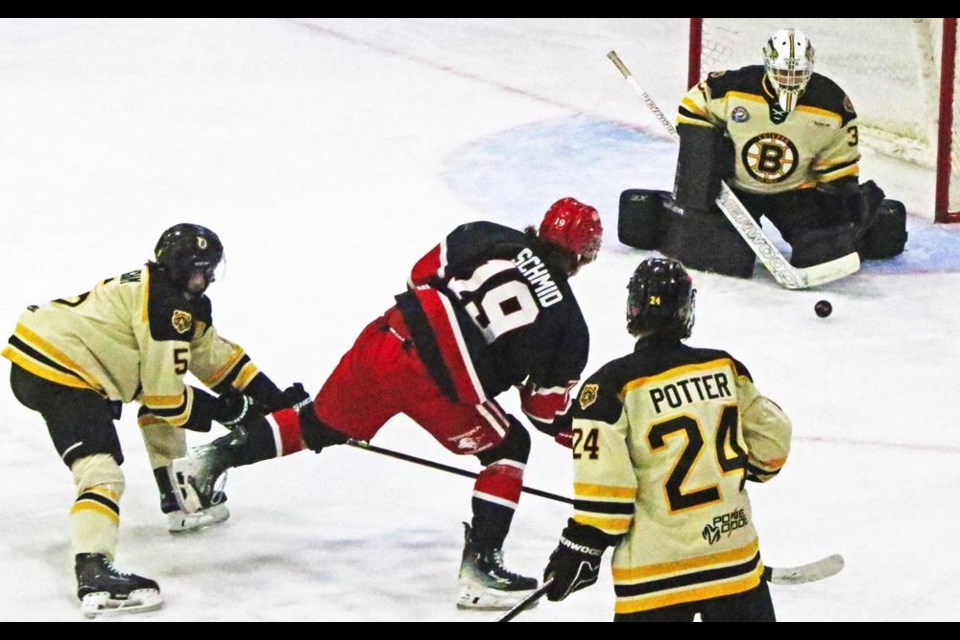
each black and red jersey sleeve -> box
[408,221,528,289]
[399,221,590,409]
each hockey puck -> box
[814,300,833,318]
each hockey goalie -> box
[618,28,908,278]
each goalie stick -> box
[496,555,845,622]
[606,50,860,290]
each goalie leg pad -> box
[861,199,907,259]
[659,204,756,278]
[618,189,669,249]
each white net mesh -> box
[697,18,959,216]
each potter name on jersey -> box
[649,371,732,414]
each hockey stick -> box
[349,439,842,586]
[494,553,844,622]
[495,580,553,622]
[762,553,844,585]
[346,439,574,504]
[495,555,844,622]
[606,50,860,290]
[496,555,844,623]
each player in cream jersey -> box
[3,223,305,616]
[542,258,792,622]
[649,28,905,277]
[678,54,860,194]
[6,264,259,417]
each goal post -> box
[935,18,958,222]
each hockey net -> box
[688,18,959,223]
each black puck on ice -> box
[814,300,833,318]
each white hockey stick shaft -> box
[607,51,860,289]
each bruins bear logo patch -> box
[171,309,193,334]
[579,383,599,410]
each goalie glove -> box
[543,520,608,602]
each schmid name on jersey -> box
[513,248,563,308]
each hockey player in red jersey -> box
[171,198,603,610]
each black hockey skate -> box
[457,523,538,610]
[167,432,238,514]
[75,553,163,618]
[157,468,229,533]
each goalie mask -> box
[626,258,696,340]
[154,223,224,296]
[763,28,814,114]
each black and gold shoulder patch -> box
[579,383,599,410]
[573,370,624,425]
[171,309,193,334]
[147,263,198,342]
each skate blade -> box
[81,589,163,618]
[456,585,539,611]
[168,503,230,534]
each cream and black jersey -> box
[2,263,274,431]
[678,65,859,194]
[570,338,791,615]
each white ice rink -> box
[1,18,959,621]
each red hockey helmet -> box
[538,197,603,266]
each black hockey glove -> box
[256,382,311,414]
[544,520,607,602]
[213,390,257,429]
[299,402,351,453]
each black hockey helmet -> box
[626,258,696,339]
[154,223,224,295]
